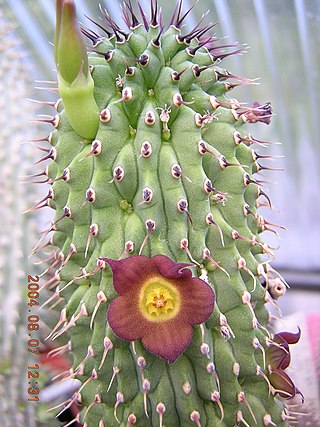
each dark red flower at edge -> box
[101,255,215,363]
[267,328,304,401]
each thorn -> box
[118,241,135,260]
[265,337,289,355]
[83,188,96,206]
[85,223,99,258]
[255,162,285,172]
[47,167,70,184]
[207,363,220,393]
[110,166,125,183]
[127,413,137,425]
[19,170,47,181]
[198,139,219,158]
[253,337,266,370]
[90,291,107,330]
[210,46,246,62]
[137,356,146,382]
[23,201,49,214]
[33,209,70,254]
[29,114,60,127]
[48,392,79,415]
[33,253,55,265]
[62,414,81,427]
[107,366,119,393]
[236,410,251,427]
[58,264,95,293]
[142,379,150,419]
[256,366,272,396]
[219,155,247,169]
[56,243,76,274]
[99,337,113,370]
[171,163,191,182]
[83,394,101,423]
[130,341,137,356]
[200,343,210,359]
[149,0,159,27]
[24,135,51,144]
[257,190,273,211]
[75,345,95,372]
[263,414,277,426]
[171,67,188,82]
[39,273,60,292]
[144,109,156,125]
[136,0,149,30]
[242,291,258,328]
[190,410,202,427]
[140,140,152,158]
[172,92,194,107]
[83,14,112,37]
[156,403,166,427]
[238,391,257,424]
[220,314,235,339]
[24,188,54,214]
[175,0,199,29]
[180,238,201,267]
[79,139,102,161]
[195,111,218,127]
[47,341,71,358]
[139,187,153,204]
[177,199,193,224]
[211,391,224,422]
[114,392,124,424]
[40,288,61,309]
[45,308,67,340]
[243,172,266,187]
[34,86,59,94]
[152,26,164,47]
[237,257,257,292]
[51,303,88,340]
[203,248,229,278]
[78,369,98,395]
[51,368,74,383]
[34,147,56,164]
[122,0,140,29]
[257,216,288,232]
[29,240,51,259]
[205,213,225,246]
[139,220,155,255]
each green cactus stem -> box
[33,0,303,425]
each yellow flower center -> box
[139,277,181,322]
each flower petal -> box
[102,255,158,295]
[269,368,301,400]
[267,343,290,370]
[107,297,144,341]
[142,323,193,363]
[179,279,215,325]
[152,254,193,279]
[269,328,301,370]
[274,328,301,345]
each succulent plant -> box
[35,0,303,425]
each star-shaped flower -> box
[102,255,215,363]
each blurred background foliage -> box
[0,0,319,425]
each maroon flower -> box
[267,328,303,400]
[101,255,215,363]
